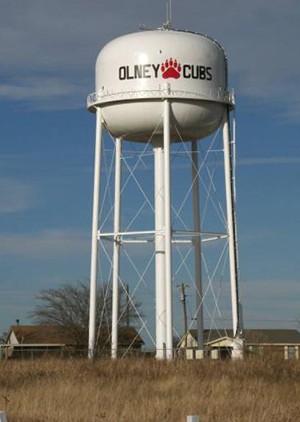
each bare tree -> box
[30,282,142,348]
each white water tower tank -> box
[87,27,242,361]
[87,29,232,142]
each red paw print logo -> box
[161,58,182,79]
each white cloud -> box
[0,77,85,110]
[0,78,74,100]
[241,278,300,327]
[0,178,36,213]
[0,229,90,259]
[238,156,300,166]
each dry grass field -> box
[0,357,299,422]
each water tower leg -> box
[222,110,239,338]
[88,107,103,359]
[191,141,204,353]
[153,140,166,359]
[111,137,122,359]
[163,99,173,359]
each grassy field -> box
[0,357,299,421]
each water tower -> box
[87,24,242,359]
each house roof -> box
[118,326,144,346]
[7,325,73,345]
[6,325,144,347]
[187,329,300,345]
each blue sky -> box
[0,0,300,338]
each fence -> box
[0,345,157,360]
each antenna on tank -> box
[164,0,172,29]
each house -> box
[1,324,144,359]
[117,326,145,351]
[1,325,74,359]
[178,329,300,360]
[95,325,145,355]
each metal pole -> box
[111,137,122,359]
[191,141,204,352]
[0,411,8,422]
[165,0,172,28]
[163,98,173,359]
[223,109,239,337]
[153,139,166,359]
[88,107,103,359]
[187,417,200,422]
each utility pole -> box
[125,284,130,327]
[179,283,188,348]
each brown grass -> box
[0,357,300,421]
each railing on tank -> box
[87,88,234,110]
